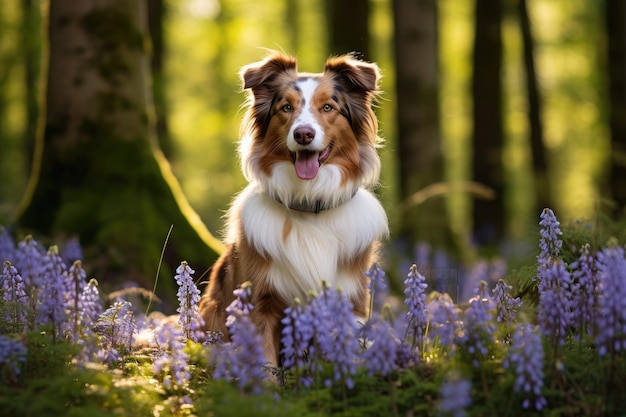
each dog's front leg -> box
[250,292,286,367]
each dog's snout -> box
[293,125,316,145]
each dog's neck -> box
[270,190,358,214]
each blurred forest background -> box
[0,0,624,302]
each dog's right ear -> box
[240,53,297,139]
[241,53,298,90]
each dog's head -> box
[238,53,382,211]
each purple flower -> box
[154,323,191,390]
[413,241,431,274]
[63,260,88,341]
[537,208,563,265]
[503,323,547,410]
[309,284,360,388]
[537,259,573,348]
[427,292,462,353]
[594,243,626,356]
[492,279,522,324]
[0,227,15,263]
[15,235,45,290]
[365,263,388,313]
[1,261,29,332]
[403,264,428,352]
[93,300,136,359]
[461,281,496,367]
[60,238,83,268]
[175,261,205,342]
[281,284,361,388]
[79,279,103,328]
[462,260,488,302]
[570,244,597,335]
[439,371,472,417]
[0,335,27,382]
[37,246,68,333]
[211,282,267,393]
[281,298,310,370]
[359,314,399,377]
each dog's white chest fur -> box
[229,183,388,303]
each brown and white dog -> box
[198,52,388,366]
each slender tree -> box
[326,0,369,58]
[393,0,457,254]
[22,0,42,171]
[518,0,549,216]
[471,0,504,245]
[16,0,223,302]
[606,0,626,217]
[147,0,172,157]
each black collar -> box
[270,189,358,214]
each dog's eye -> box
[282,104,293,113]
[322,104,333,112]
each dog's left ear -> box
[324,54,381,94]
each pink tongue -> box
[294,151,320,180]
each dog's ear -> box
[323,54,380,94]
[240,53,298,139]
[241,53,298,90]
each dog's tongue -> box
[294,151,319,180]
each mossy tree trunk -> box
[16,0,223,308]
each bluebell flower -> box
[309,284,360,388]
[492,279,522,324]
[503,323,547,410]
[537,208,563,265]
[280,298,308,369]
[438,371,472,417]
[537,259,573,348]
[0,227,15,263]
[15,235,45,290]
[79,279,103,328]
[413,241,431,275]
[211,282,267,393]
[365,263,388,313]
[403,264,428,353]
[60,238,83,268]
[461,281,496,367]
[594,243,626,356]
[427,292,462,354]
[64,260,88,341]
[175,261,205,342]
[462,260,488,302]
[0,335,27,382]
[1,261,29,332]
[359,314,399,377]
[37,246,68,333]
[93,300,136,359]
[154,323,191,390]
[570,244,597,336]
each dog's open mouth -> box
[291,144,332,180]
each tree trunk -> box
[606,0,626,217]
[393,0,457,254]
[16,0,223,307]
[471,0,504,246]
[147,0,172,157]
[22,0,42,172]
[518,0,549,216]
[326,0,370,58]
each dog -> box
[198,52,389,367]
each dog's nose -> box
[293,125,315,145]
